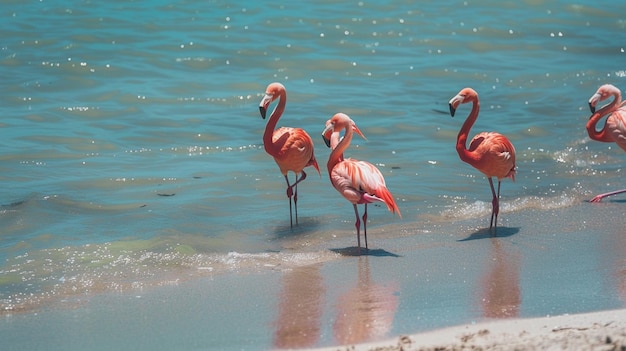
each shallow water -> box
[1,0,626,349]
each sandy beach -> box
[323,308,626,351]
[4,199,626,351]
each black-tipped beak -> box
[322,135,331,148]
[259,106,267,119]
[449,103,456,117]
[321,123,334,148]
[588,102,596,114]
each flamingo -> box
[586,84,626,202]
[322,113,401,254]
[259,82,320,227]
[448,88,516,233]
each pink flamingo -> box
[259,82,320,227]
[587,84,626,202]
[448,88,516,233]
[322,113,401,254]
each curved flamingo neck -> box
[328,122,353,173]
[456,97,480,163]
[587,90,621,143]
[263,90,286,154]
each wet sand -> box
[2,199,626,350]
[325,308,626,351]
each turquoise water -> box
[1,0,626,349]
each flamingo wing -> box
[468,132,516,181]
[331,159,401,217]
[606,110,626,152]
[272,127,320,175]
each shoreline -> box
[320,308,626,351]
[2,202,626,351]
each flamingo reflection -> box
[273,265,325,349]
[479,238,521,318]
[333,256,399,345]
[617,227,626,306]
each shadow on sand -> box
[330,247,401,257]
[457,226,520,242]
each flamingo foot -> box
[589,188,626,203]
[589,195,605,203]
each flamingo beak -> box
[588,92,601,114]
[322,123,333,148]
[448,94,464,117]
[449,103,456,117]
[322,135,331,148]
[259,93,273,119]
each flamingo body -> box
[330,160,399,212]
[259,82,320,226]
[586,84,626,202]
[322,113,400,254]
[464,131,516,181]
[606,114,626,151]
[269,126,319,175]
[449,87,516,233]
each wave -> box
[438,185,589,223]
[0,238,341,314]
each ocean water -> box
[1,0,626,349]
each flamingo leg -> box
[362,203,368,251]
[283,171,310,227]
[293,181,298,225]
[290,170,308,190]
[288,171,309,226]
[353,204,361,255]
[284,175,294,228]
[487,177,500,233]
[496,180,502,230]
[590,188,626,203]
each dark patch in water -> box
[330,247,401,257]
[457,226,520,241]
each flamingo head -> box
[322,119,334,148]
[259,82,285,119]
[588,84,620,114]
[321,113,366,148]
[449,87,478,117]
